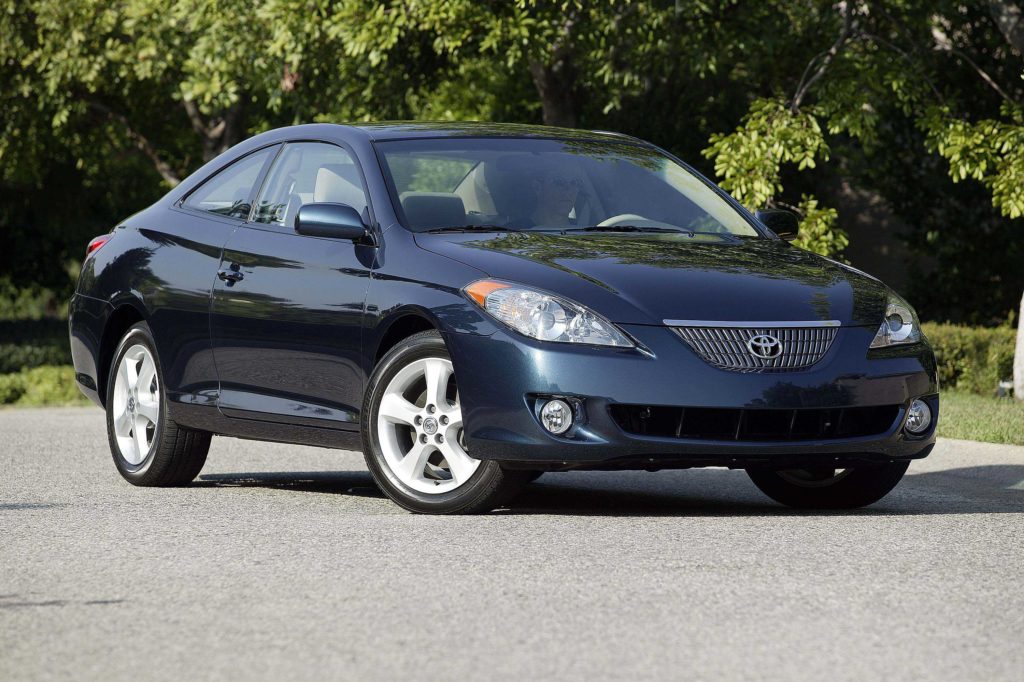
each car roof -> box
[343,121,639,143]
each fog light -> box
[540,399,573,435]
[904,399,932,434]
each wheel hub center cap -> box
[127,396,136,413]
[422,417,438,435]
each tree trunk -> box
[529,57,579,128]
[528,12,579,129]
[989,1,1024,53]
[1015,289,1024,400]
[183,98,246,163]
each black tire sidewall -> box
[361,331,510,513]
[105,322,167,480]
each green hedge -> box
[0,319,72,373]
[922,322,1016,395]
[0,279,68,320]
[0,365,89,406]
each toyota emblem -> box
[422,417,438,435]
[747,334,783,359]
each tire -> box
[105,322,211,486]
[361,330,529,514]
[745,461,911,509]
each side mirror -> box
[296,203,371,242]
[755,209,800,241]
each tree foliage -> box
[1,0,1023,325]
[923,102,1024,219]
[703,99,844,256]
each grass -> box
[936,391,1024,446]
[2,367,1021,447]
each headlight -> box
[869,294,921,348]
[464,280,634,347]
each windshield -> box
[376,137,761,236]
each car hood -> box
[414,231,889,326]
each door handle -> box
[217,266,244,284]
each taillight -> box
[85,235,111,260]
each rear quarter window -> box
[184,147,276,219]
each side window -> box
[184,147,275,219]
[253,142,368,229]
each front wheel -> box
[745,461,910,509]
[361,330,529,514]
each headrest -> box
[484,156,538,216]
[400,192,466,230]
[314,164,364,208]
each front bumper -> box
[446,323,938,469]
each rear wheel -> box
[105,322,210,486]
[361,330,529,514]
[745,461,910,509]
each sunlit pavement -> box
[2,408,1022,681]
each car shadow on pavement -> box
[504,466,1024,516]
[195,471,385,498]
[195,465,1024,516]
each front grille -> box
[672,324,838,372]
[609,404,900,442]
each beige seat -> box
[314,164,366,211]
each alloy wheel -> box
[112,344,161,465]
[376,356,480,494]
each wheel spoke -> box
[394,441,434,482]
[136,398,159,425]
[121,430,139,465]
[114,408,133,438]
[423,358,451,409]
[378,393,420,426]
[444,388,463,430]
[117,358,133,394]
[445,408,463,432]
[127,352,142,391]
[137,355,157,394]
[133,414,149,459]
[440,441,476,484]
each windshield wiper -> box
[423,224,521,233]
[567,225,695,236]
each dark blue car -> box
[69,122,938,513]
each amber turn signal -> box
[464,280,511,306]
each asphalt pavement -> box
[2,407,1022,681]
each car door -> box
[210,141,376,429]
[154,145,278,407]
